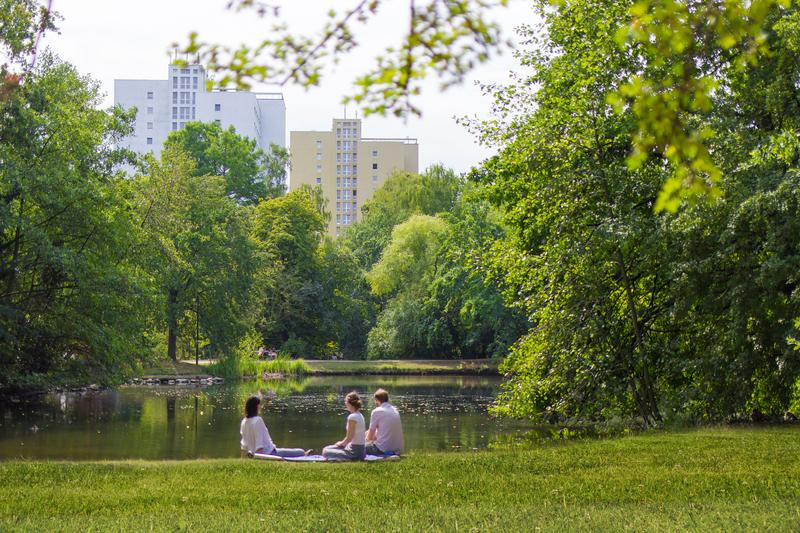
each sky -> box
[41,1,538,173]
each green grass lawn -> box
[1,427,799,531]
[306,358,500,375]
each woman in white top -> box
[240,395,310,458]
[322,391,366,460]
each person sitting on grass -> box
[322,391,366,461]
[365,388,404,456]
[240,395,311,458]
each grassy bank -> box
[306,358,499,375]
[2,427,799,531]
[205,357,312,380]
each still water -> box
[0,375,540,460]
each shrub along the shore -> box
[1,427,798,531]
[206,356,312,380]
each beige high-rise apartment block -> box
[290,118,419,237]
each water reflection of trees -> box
[0,377,528,459]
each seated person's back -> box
[367,389,404,454]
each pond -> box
[0,375,545,460]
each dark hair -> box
[245,395,260,418]
[346,391,362,410]
[373,389,389,404]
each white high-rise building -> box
[114,63,286,158]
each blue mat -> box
[252,453,400,462]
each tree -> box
[478,0,800,423]
[475,0,675,425]
[317,238,376,359]
[0,54,150,388]
[367,215,450,298]
[134,146,257,361]
[163,121,288,205]
[343,164,461,268]
[364,207,524,360]
[251,187,326,354]
[0,0,57,100]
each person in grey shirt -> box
[365,388,404,455]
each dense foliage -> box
[163,121,288,204]
[474,0,800,423]
[0,54,149,389]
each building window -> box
[191,108,196,120]
[193,77,198,89]
[172,92,178,104]
[316,165,322,172]
[352,178,357,187]
[172,107,178,119]
[336,177,341,187]
[372,175,378,183]
[215,103,221,111]
[192,68,198,74]
[181,68,190,74]
[213,119,220,125]
[336,214,341,224]
[352,190,357,197]
[147,107,153,114]
[316,177,321,185]
[372,163,378,170]
[146,137,153,145]
[372,149,378,157]
[316,153,321,160]
[172,122,178,130]
[336,190,341,200]
[316,140,322,149]
[147,122,153,129]
[173,77,178,89]
[147,91,153,99]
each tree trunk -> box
[167,288,179,361]
[616,247,662,425]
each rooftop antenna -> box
[343,104,347,119]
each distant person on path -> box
[322,391,366,461]
[366,388,404,456]
[240,395,310,458]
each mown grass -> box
[206,356,312,380]
[1,427,799,531]
[307,358,499,375]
